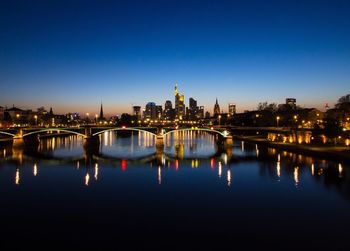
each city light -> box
[85,173,90,186]
[276,116,280,127]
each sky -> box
[0,0,349,116]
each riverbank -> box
[233,135,350,162]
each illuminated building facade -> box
[174,83,185,120]
[164,100,175,120]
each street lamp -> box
[16,114,20,126]
[276,116,280,127]
[34,115,38,126]
[218,115,221,126]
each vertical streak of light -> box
[94,163,99,180]
[339,163,343,178]
[158,166,162,185]
[218,161,222,178]
[85,173,90,186]
[227,169,231,186]
[33,163,38,177]
[15,168,20,185]
[294,167,299,187]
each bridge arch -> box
[92,128,158,137]
[22,129,86,138]
[0,131,16,137]
[163,128,229,138]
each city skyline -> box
[1,0,349,115]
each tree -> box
[335,94,350,111]
[337,94,350,104]
[257,102,278,112]
[324,118,342,144]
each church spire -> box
[99,102,104,120]
[214,98,220,116]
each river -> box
[0,131,349,249]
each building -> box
[286,98,296,109]
[164,100,175,121]
[187,97,199,120]
[214,98,221,116]
[6,106,24,120]
[144,102,157,120]
[133,106,141,120]
[198,106,204,119]
[156,105,163,120]
[228,103,236,116]
[174,83,185,120]
[205,111,211,119]
[0,106,4,120]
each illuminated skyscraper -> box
[156,105,163,120]
[174,83,185,120]
[164,100,175,120]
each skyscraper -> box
[188,97,199,120]
[156,105,163,120]
[214,98,220,116]
[198,106,204,119]
[133,106,141,120]
[144,102,157,120]
[164,100,175,121]
[174,83,185,120]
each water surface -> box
[0,131,349,249]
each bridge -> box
[0,126,233,149]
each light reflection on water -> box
[0,132,350,248]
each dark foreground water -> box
[0,131,349,249]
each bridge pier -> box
[224,135,233,148]
[12,129,24,149]
[13,136,25,149]
[156,134,164,150]
[83,136,100,155]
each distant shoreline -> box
[233,135,350,162]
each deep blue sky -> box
[0,0,349,116]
